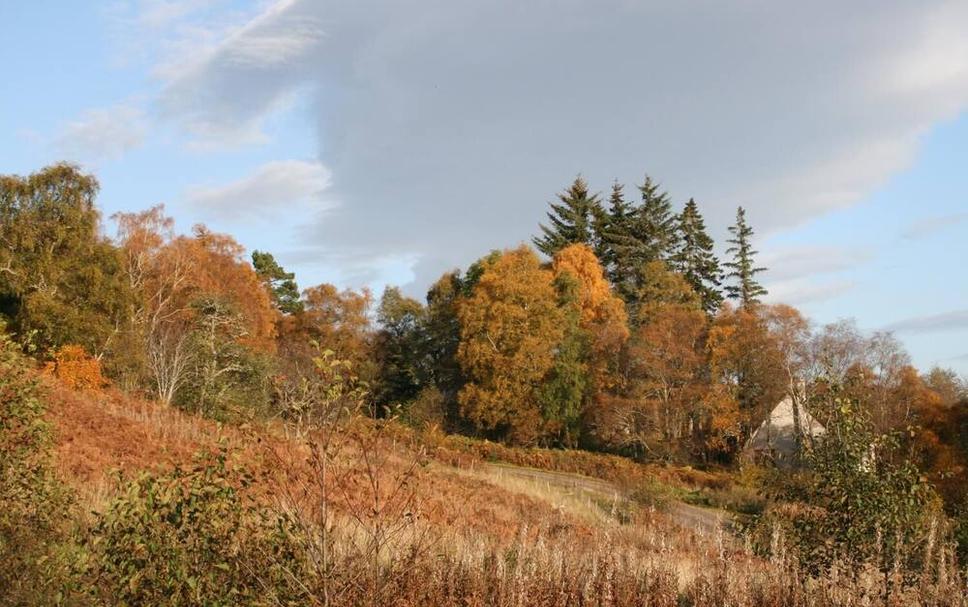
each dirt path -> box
[483,462,730,536]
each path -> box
[482,462,730,536]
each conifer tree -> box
[672,199,723,314]
[251,250,303,315]
[533,176,602,256]
[628,175,678,265]
[595,181,635,287]
[724,206,767,308]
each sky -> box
[1,0,967,374]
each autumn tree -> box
[113,214,276,407]
[533,176,603,256]
[547,244,629,445]
[252,250,302,315]
[671,199,723,314]
[0,164,131,357]
[279,284,376,404]
[629,260,701,325]
[457,246,564,444]
[724,206,767,308]
[707,304,787,448]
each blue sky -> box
[2,1,967,374]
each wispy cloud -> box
[761,246,872,282]
[54,103,148,163]
[901,212,968,240]
[764,279,856,306]
[884,308,968,334]
[186,159,333,221]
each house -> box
[746,393,825,468]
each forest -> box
[2,163,967,605]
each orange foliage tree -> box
[552,244,628,386]
[457,246,564,445]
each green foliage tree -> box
[251,250,303,315]
[724,206,768,309]
[536,272,589,447]
[629,175,679,265]
[594,181,635,287]
[533,176,603,256]
[0,164,131,355]
[374,286,428,409]
[671,199,723,314]
[179,298,272,419]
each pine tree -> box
[595,181,635,287]
[628,175,678,266]
[251,250,303,315]
[672,199,723,314]
[724,207,767,308]
[533,176,602,256]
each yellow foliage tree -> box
[457,246,564,444]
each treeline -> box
[1,166,966,474]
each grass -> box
[34,381,968,606]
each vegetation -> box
[1,163,967,604]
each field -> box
[35,379,967,606]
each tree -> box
[629,260,701,325]
[707,304,787,446]
[629,175,678,265]
[625,305,709,458]
[373,286,428,409]
[456,246,564,444]
[0,164,131,356]
[252,250,302,315]
[724,206,767,308]
[547,244,629,444]
[533,176,603,256]
[671,199,723,313]
[180,297,271,419]
[595,181,636,288]
[423,271,466,412]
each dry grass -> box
[41,383,968,605]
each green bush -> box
[88,449,309,606]
[759,393,942,574]
[0,328,82,605]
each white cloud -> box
[761,246,872,283]
[152,0,324,147]
[901,212,968,240]
[885,309,968,334]
[764,279,856,306]
[186,159,333,220]
[123,0,968,290]
[54,103,148,163]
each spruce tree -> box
[628,175,678,265]
[533,176,602,256]
[672,198,723,314]
[251,250,303,315]
[724,207,767,308]
[594,181,635,286]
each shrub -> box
[88,449,309,606]
[42,343,108,391]
[759,392,943,576]
[0,329,81,604]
